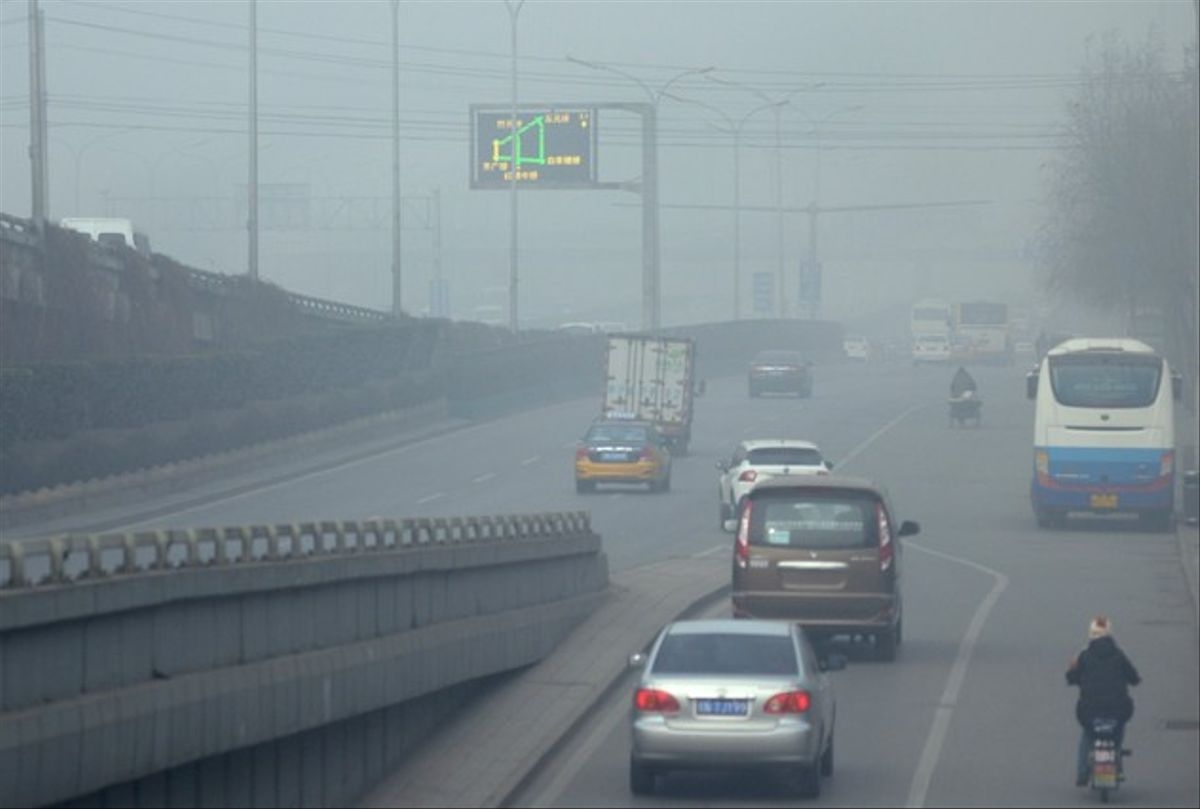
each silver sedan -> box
[628,619,843,798]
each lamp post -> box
[707,77,823,318]
[566,57,712,330]
[504,0,525,332]
[390,0,403,319]
[793,104,864,318]
[663,95,784,320]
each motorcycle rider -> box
[949,366,977,399]
[1066,615,1141,786]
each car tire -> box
[794,764,822,798]
[875,625,898,662]
[1035,507,1062,529]
[820,731,834,777]
[1141,508,1174,533]
[661,473,671,493]
[719,501,731,528]
[575,479,594,494]
[629,759,655,796]
[748,385,759,398]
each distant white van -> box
[59,217,151,256]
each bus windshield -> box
[1048,353,1162,409]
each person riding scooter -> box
[1066,615,1141,787]
[950,366,978,400]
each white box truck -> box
[602,334,696,455]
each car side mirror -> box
[716,460,728,472]
[824,461,834,471]
[1026,371,1038,400]
[1171,372,1182,401]
[898,520,920,537]
[629,652,647,669]
[722,519,738,533]
[818,653,847,672]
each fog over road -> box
[8,359,1197,807]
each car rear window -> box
[754,351,803,364]
[751,492,878,549]
[587,425,648,443]
[747,448,823,466]
[652,633,798,676]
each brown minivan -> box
[728,476,919,661]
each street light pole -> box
[505,0,525,333]
[391,0,403,319]
[566,57,711,330]
[247,0,258,281]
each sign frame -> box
[470,103,600,190]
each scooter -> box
[1088,717,1130,803]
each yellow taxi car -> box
[575,420,672,493]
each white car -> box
[716,439,831,528]
[843,336,870,361]
[912,334,952,365]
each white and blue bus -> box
[1027,338,1181,531]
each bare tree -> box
[1039,31,1198,382]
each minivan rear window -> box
[751,493,878,549]
[653,633,798,676]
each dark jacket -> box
[950,367,977,398]
[1066,636,1141,726]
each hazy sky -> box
[1,1,1194,328]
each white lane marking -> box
[521,455,540,466]
[529,688,629,808]
[837,403,925,471]
[472,472,496,484]
[691,543,728,558]
[415,492,444,505]
[904,541,1009,808]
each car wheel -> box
[895,615,903,646]
[875,625,898,662]
[1141,508,1174,533]
[748,385,759,398]
[629,759,655,796]
[661,473,671,493]
[719,501,731,528]
[793,764,821,798]
[820,731,834,777]
[1035,508,1062,529]
[575,479,594,494]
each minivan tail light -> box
[575,446,588,461]
[738,469,758,483]
[764,690,811,714]
[735,500,752,569]
[634,688,680,713]
[877,501,893,573]
[639,444,655,460]
[1160,450,1174,478]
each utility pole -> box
[432,186,444,316]
[771,105,786,319]
[391,0,402,318]
[28,0,48,234]
[505,1,525,333]
[247,0,259,281]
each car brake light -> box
[634,688,680,713]
[877,501,893,573]
[764,690,811,714]
[738,469,758,483]
[575,446,588,461]
[735,500,752,569]
[1161,450,1174,477]
[639,444,655,460]
[1035,450,1049,476]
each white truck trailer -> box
[602,334,696,455]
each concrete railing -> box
[0,511,608,807]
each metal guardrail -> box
[0,511,591,590]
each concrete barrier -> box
[0,512,608,807]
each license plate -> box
[695,699,748,716]
[601,452,626,461]
[1090,493,1118,509]
[1092,766,1117,787]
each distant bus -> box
[954,300,1012,364]
[910,298,952,341]
[1027,337,1181,531]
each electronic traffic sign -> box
[470,106,598,189]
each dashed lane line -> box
[472,473,496,484]
[415,492,445,505]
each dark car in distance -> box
[748,350,813,398]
